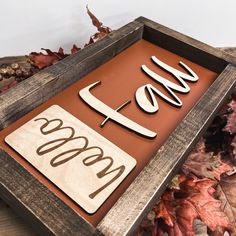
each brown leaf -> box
[86,5,102,30]
[182,138,232,180]
[151,178,204,235]
[152,176,232,235]
[224,99,236,134]
[28,7,112,69]
[181,178,231,232]
[215,173,236,235]
[71,44,81,54]
[86,5,111,34]
[174,199,198,235]
[29,48,68,69]
[154,190,176,227]
[232,137,236,157]
[85,6,112,47]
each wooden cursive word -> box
[34,117,125,199]
[79,56,199,138]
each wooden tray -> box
[1,17,236,235]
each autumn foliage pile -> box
[138,97,236,236]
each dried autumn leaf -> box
[224,99,236,134]
[204,114,234,154]
[174,199,198,236]
[179,177,231,232]
[155,188,197,236]
[154,190,176,228]
[29,48,68,69]
[85,6,112,46]
[141,176,232,236]
[71,44,81,54]
[232,136,236,157]
[86,5,102,30]
[215,173,236,235]
[86,5,112,34]
[29,7,111,69]
[139,92,236,236]
[182,138,232,180]
[139,190,184,236]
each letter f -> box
[79,81,157,139]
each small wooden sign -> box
[1,17,236,235]
[5,105,136,213]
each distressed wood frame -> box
[1,17,236,235]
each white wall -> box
[1,0,236,57]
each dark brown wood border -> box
[136,17,236,72]
[1,17,236,235]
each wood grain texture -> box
[0,16,235,235]
[0,148,101,236]
[97,65,236,235]
[0,200,36,236]
[222,47,236,57]
[136,17,236,73]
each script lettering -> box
[79,56,198,138]
[136,56,199,113]
[79,81,157,139]
[34,117,125,199]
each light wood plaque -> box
[5,105,136,214]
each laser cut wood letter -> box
[135,56,199,113]
[79,81,157,139]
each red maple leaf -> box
[154,189,196,236]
